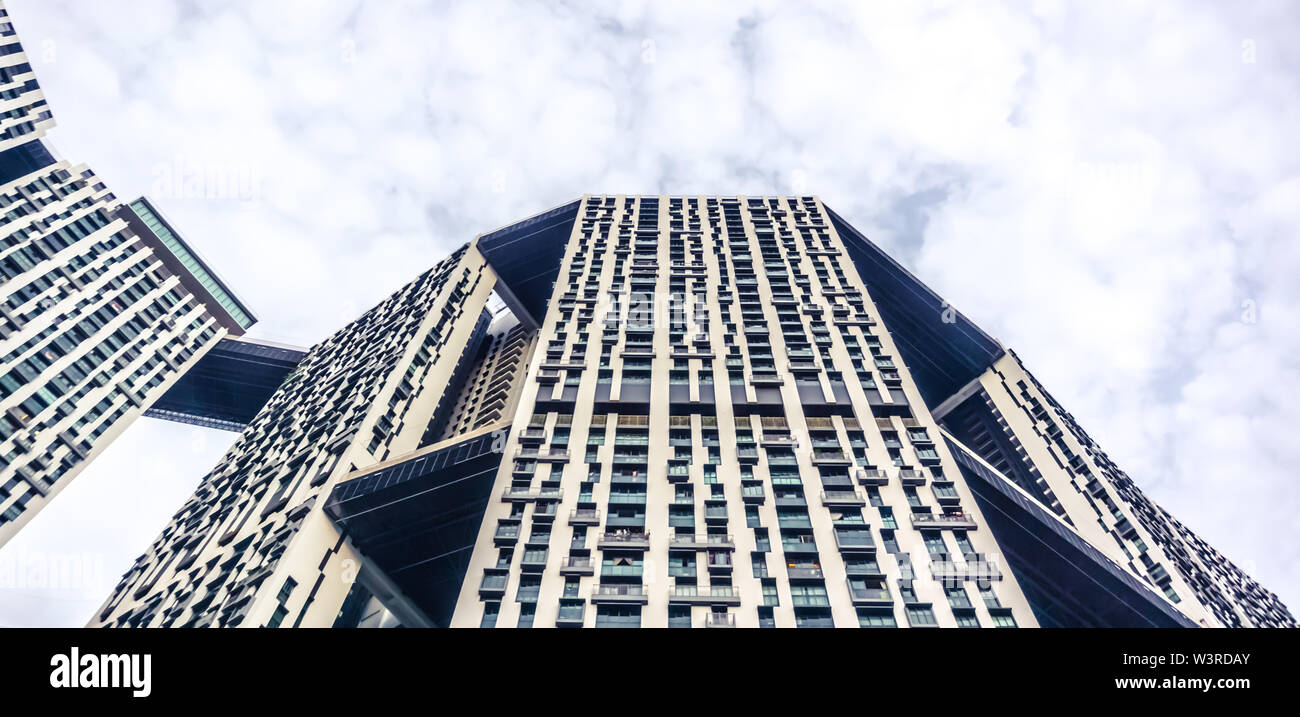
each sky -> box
[0,0,1296,627]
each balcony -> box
[853,467,890,486]
[786,565,824,580]
[781,538,819,554]
[519,552,549,573]
[811,449,852,466]
[833,314,875,327]
[504,486,563,503]
[597,531,651,550]
[517,447,570,463]
[591,584,649,604]
[844,561,886,579]
[493,522,520,545]
[666,462,691,483]
[821,489,866,507]
[898,468,928,486]
[559,556,595,576]
[668,585,741,606]
[759,432,799,448]
[930,554,1003,584]
[532,503,558,522]
[774,493,806,509]
[539,359,586,371]
[478,571,509,598]
[568,508,601,526]
[787,359,820,373]
[749,373,784,387]
[911,512,978,530]
[670,343,712,358]
[833,529,877,553]
[705,613,737,628]
[668,534,735,551]
[704,504,729,525]
[847,581,894,607]
[555,604,586,627]
[501,486,535,502]
[931,481,962,506]
[518,427,547,443]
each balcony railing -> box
[760,432,799,447]
[853,467,890,485]
[668,585,741,605]
[478,572,509,597]
[898,468,928,485]
[517,447,570,462]
[532,503,558,521]
[559,556,595,575]
[911,512,978,530]
[821,489,866,506]
[929,553,1003,583]
[781,538,819,554]
[518,427,547,442]
[591,584,649,604]
[811,449,852,465]
[568,508,601,525]
[668,534,735,551]
[704,613,737,628]
[596,531,651,550]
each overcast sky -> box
[0,0,1296,627]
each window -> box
[980,585,1003,609]
[794,610,834,628]
[906,605,937,627]
[668,605,691,628]
[945,587,972,609]
[858,610,897,628]
[788,583,828,607]
[265,605,289,629]
[595,605,641,628]
[480,601,500,628]
[516,576,541,602]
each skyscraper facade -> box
[93,245,497,627]
[0,2,257,547]
[0,3,53,154]
[91,195,1295,628]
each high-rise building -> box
[0,2,272,547]
[91,195,1294,628]
[0,3,53,154]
